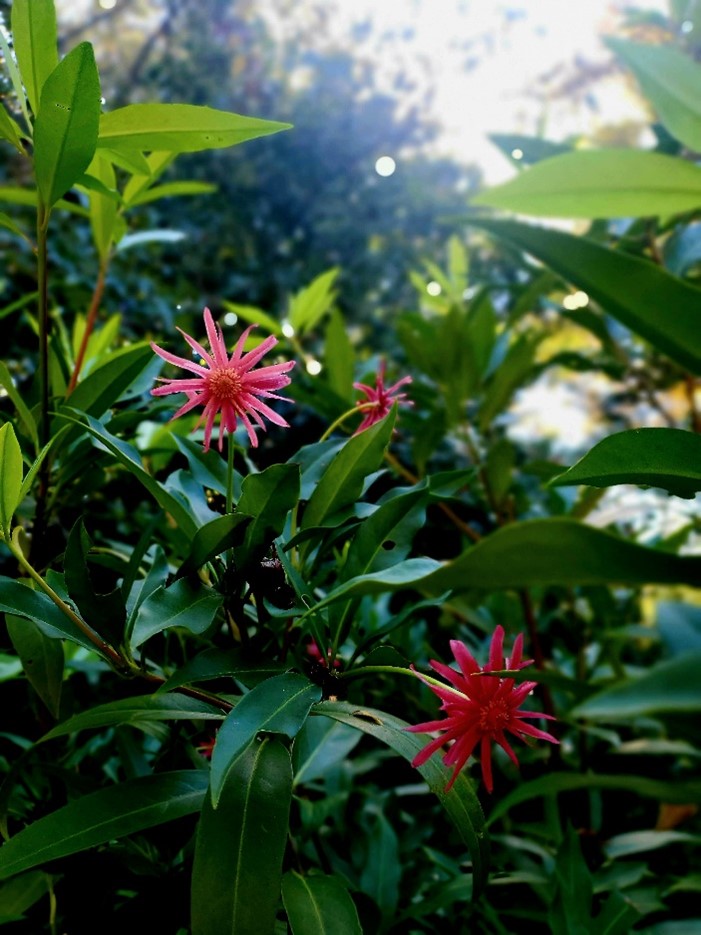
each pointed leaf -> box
[159,648,285,693]
[98,103,290,153]
[470,217,701,374]
[0,423,23,538]
[64,518,126,646]
[176,512,252,579]
[126,180,216,208]
[607,39,701,152]
[473,150,701,218]
[235,463,300,568]
[342,487,427,580]
[282,872,362,935]
[0,576,100,653]
[40,693,223,742]
[87,152,118,260]
[11,0,58,115]
[0,771,208,880]
[130,578,223,650]
[210,673,321,807]
[289,268,339,335]
[549,428,701,499]
[191,738,292,935]
[292,717,362,787]
[0,362,38,451]
[317,702,489,897]
[5,615,63,718]
[33,42,101,208]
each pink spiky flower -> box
[407,626,558,792]
[353,361,412,435]
[150,308,294,452]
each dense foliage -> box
[0,1,700,933]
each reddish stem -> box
[67,261,107,393]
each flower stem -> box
[67,258,108,393]
[337,663,466,699]
[226,434,235,514]
[319,402,376,442]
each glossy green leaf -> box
[5,615,63,718]
[159,648,285,693]
[607,39,701,152]
[40,693,223,742]
[302,408,396,531]
[125,180,216,208]
[282,872,361,935]
[317,702,489,897]
[98,103,290,153]
[191,738,292,935]
[235,463,300,568]
[470,217,701,374]
[0,361,38,451]
[473,150,701,218]
[0,577,97,653]
[341,487,427,580]
[0,186,89,216]
[292,717,362,787]
[86,152,118,260]
[288,268,339,335]
[210,673,321,807]
[11,0,58,115]
[488,771,701,825]
[58,410,198,537]
[324,310,355,401]
[572,652,701,720]
[130,578,223,650]
[423,518,701,591]
[0,423,22,539]
[64,519,126,646]
[65,343,154,418]
[0,771,208,880]
[176,512,252,579]
[550,428,701,499]
[173,434,237,496]
[33,42,101,208]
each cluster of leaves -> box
[0,1,700,932]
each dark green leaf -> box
[5,615,63,718]
[235,463,300,568]
[317,702,489,897]
[159,647,285,693]
[360,812,400,918]
[282,872,361,935]
[0,576,97,653]
[0,361,38,451]
[594,891,641,935]
[571,652,701,720]
[191,738,292,935]
[478,331,543,431]
[0,771,208,880]
[473,150,701,218]
[0,871,50,919]
[98,103,290,153]
[549,428,701,499]
[325,310,355,401]
[173,434,238,497]
[33,42,101,208]
[342,487,427,580]
[607,39,701,152]
[548,825,593,935]
[64,519,126,646]
[470,217,701,374]
[40,693,223,742]
[210,673,321,807]
[11,0,58,115]
[130,578,223,650]
[64,343,154,419]
[292,717,361,787]
[176,512,252,579]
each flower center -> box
[478,697,510,734]
[206,368,243,402]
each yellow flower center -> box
[478,697,510,733]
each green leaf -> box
[302,408,396,531]
[0,212,31,246]
[0,576,97,653]
[58,410,198,537]
[360,812,400,918]
[0,870,50,919]
[473,150,701,218]
[550,428,701,499]
[235,463,300,569]
[98,103,290,153]
[288,268,339,335]
[33,42,101,208]
[86,152,118,260]
[488,771,701,825]
[191,738,292,935]
[0,423,23,538]
[593,892,641,935]
[221,301,282,336]
[342,487,427,580]
[176,512,252,579]
[0,106,25,154]
[11,0,58,115]
[317,702,489,897]
[159,648,285,693]
[0,361,38,451]
[210,673,321,808]
[0,771,208,880]
[292,717,361,787]
[571,651,701,720]
[130,578,223,650]
[478,330,543,431]
[125,180,217,208]
[324,310,355,400]
[39,693,223,742]
[0,186,89,216]
[469,217,701,374]
[173,434,237,496]
[5,615,63,718]
[548,825,593,935]
[604,830,701,860]
[607,39,701,152]
[282,872,361,935]
[422,518,701,591]
[64,519,126,647]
